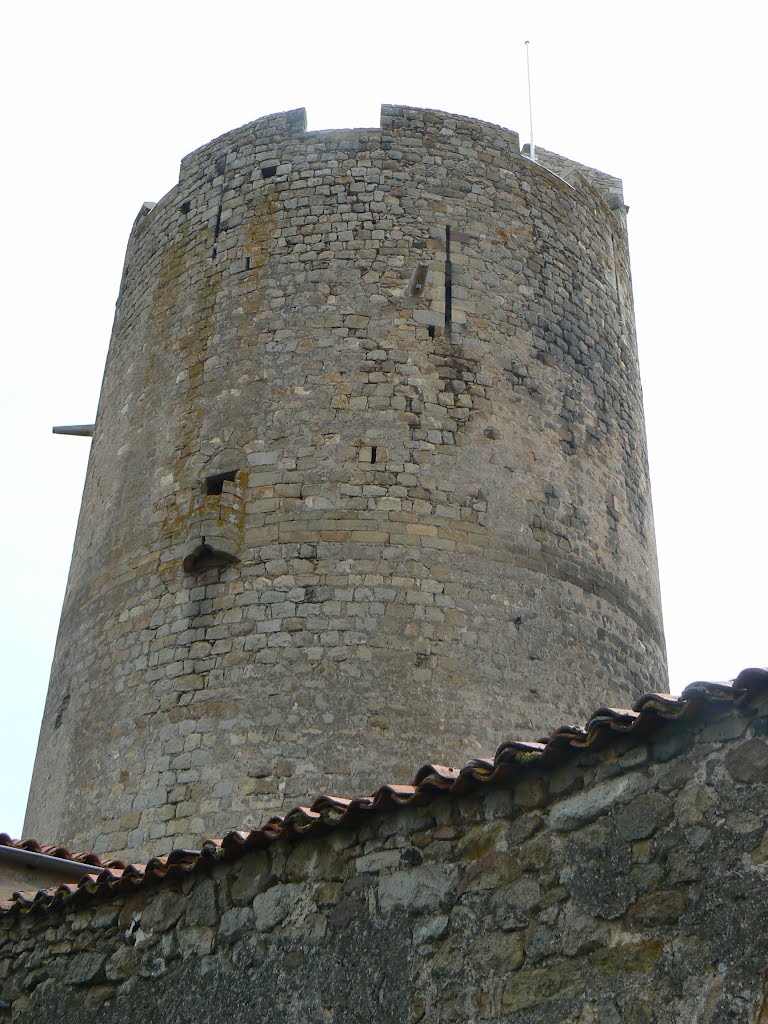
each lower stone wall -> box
[4,696,768,1023]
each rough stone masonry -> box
[5,674,768,1023]
[24,106,665,861]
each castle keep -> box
[24,106,665,863]
[10,106,768,1024]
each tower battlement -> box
[152,106,623,231]
[25,106,666,861]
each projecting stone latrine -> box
[24,106,665,863]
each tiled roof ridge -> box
[2,667,766,919]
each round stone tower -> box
[25,106,666,860]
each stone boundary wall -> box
[6,694,768,1022]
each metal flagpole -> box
[525,40,536,162]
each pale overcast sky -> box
[1,0,765,840]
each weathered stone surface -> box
[184,877,218,926]
[589,939,664,974]
[23,105,666,863]
[355,849,402,874]
[725,738,768,783]
[562,830,635,920]
[177,925,215,957]
[377,865,457,914]
[104,946,138,982]
[457,852,519,894]
[230,851,271,905]
[252,883,302,931]
[65,953,106,987]
[217,906,254,943]
[614,791,672,841]
[413,915,448,943]
[549,773,649,832]
[502,961,583,1013]
[140,890,185,933]
[90,906,119,930]
[627,889,686,925]
[9,711,768,1024]
[676,780,717,826]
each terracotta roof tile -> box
[2,667,766,918]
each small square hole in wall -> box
[179,201,191,215]
[261,165,278,179]
[358,445,387,465]
[205,469,237,495]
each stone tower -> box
[24,106,666,861]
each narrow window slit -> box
[428,325,435,339]
[212,202,223,257]
[444,226,453,336]
[205,469,237,495]
[244,256,251,271]
[370,446,378,464]
[53,692,70,730]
